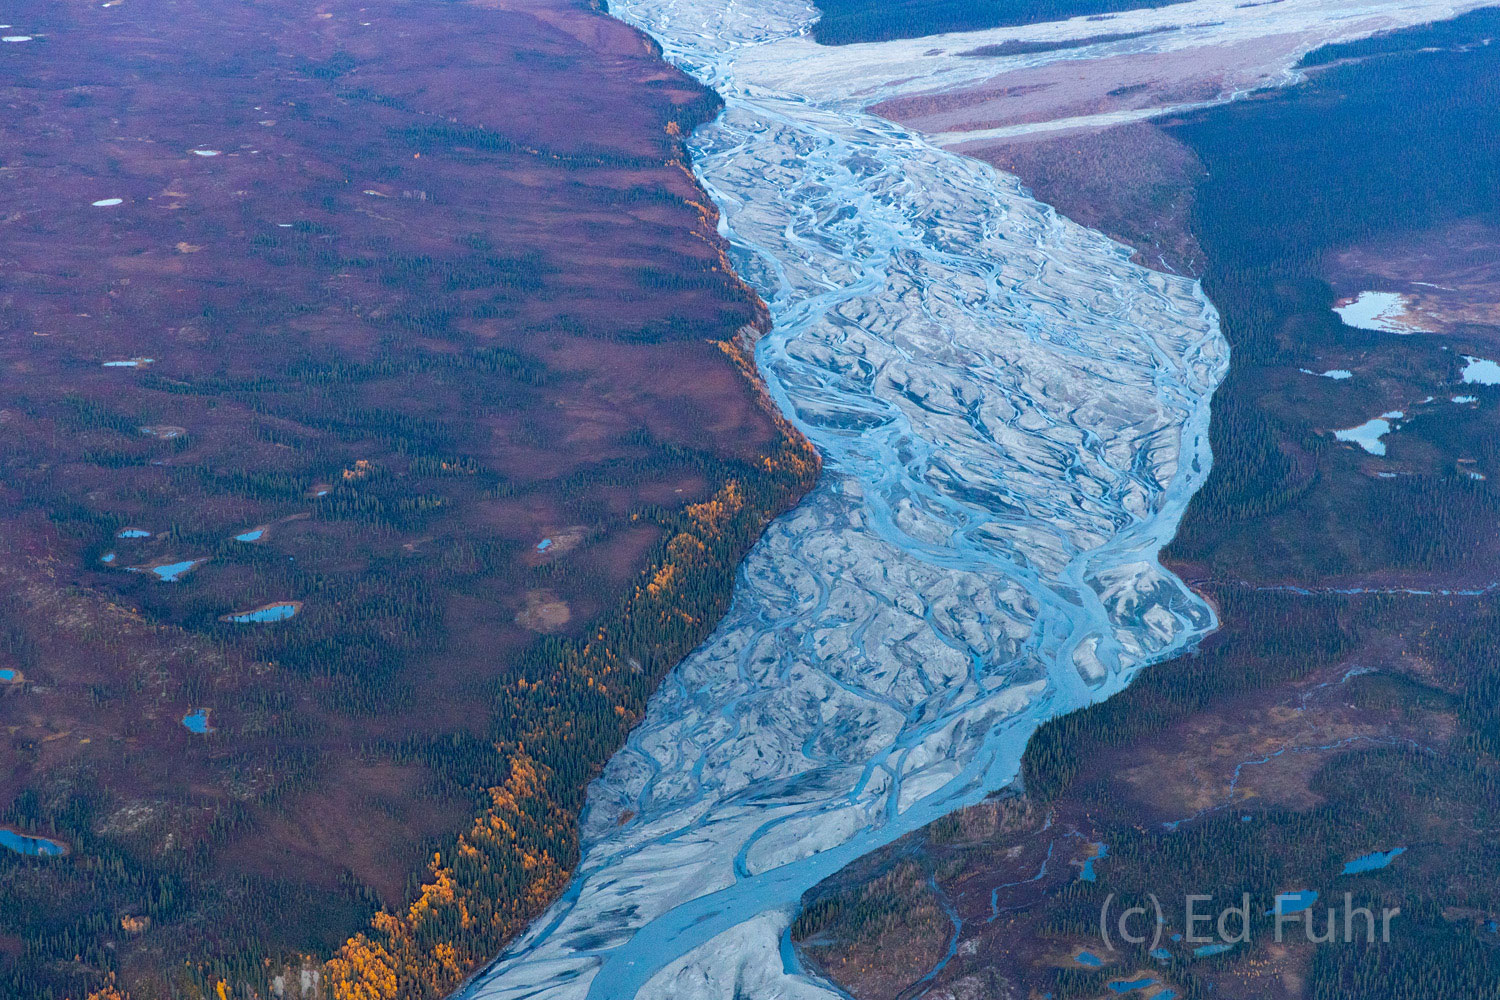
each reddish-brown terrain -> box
[974,122,1206,276]
[0,0,814,996]
[794,594,1474,1000]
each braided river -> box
[452,0,1453,995]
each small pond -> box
[151,560,200,582]
[1462,355,1500,385]
[0,829,66,856]
[182,708,215,734]
[1269,890,1318,916]
[1334,291,1428,333]
[223,601,300,624]
[1335,411,1403,456]
[1343,847,1406,875]
[1106,977,1156,993]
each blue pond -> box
[1463,355,1500,385]
[150,560,200,582]
[100,552,116,564]
[1150,948,1172,961]
[0,829,66,856]
[1343,847,1406,875]
[1107,977,1156,993]
[182,708,215,734]
[1193,943,1233,957]
[226,603,299,624]
[537,538,553,551]
[0,669,15,682]
[1075,950,1103,967]
[1079,842,1108,882]
[1269,891,1319,916]
[235,528,265,542]
[117,528,151,538]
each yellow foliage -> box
[317,368,817,1000]
[342,458,375,481]
[645,561,678,599]
[686,479,743,532]
[323,750,571,1000]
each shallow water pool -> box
[1335,411,1403,456]
[224,602,299,624]
[1334,291,1427,333]
[182,708,215,734]
[1269,890,1318,915]
[1107,977,1156,993]
[0,829,66,856]
[1462,355,1500,385]
[1343,847,1405,874]
[141,560,202,582]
